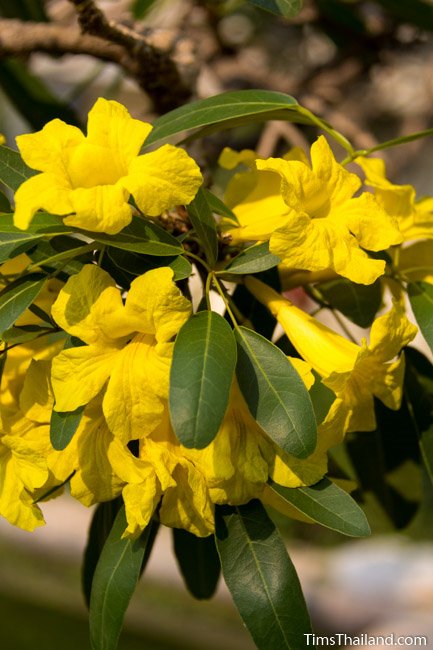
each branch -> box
[0,17,195,113]
[67,0,193,112]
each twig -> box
[67,0,192,112]
[0,15,193,113]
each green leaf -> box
[106,247,192,283]
[0,145,36,192]
[309,372,336,426]
[88,217,183,256]
[319,278,381,328]
[215,500,313,650]
[89,506,156,650]
[1,323,53,344]
[50,406,85,451]
[146,90,301,145]
[0,230,43,263]
[170,311,237,449]
[0,190,10,212]
[172,528,220,599]
[0,212,71,235]
[131,0,158,19]
[27,236,92,275]
[235,326,317,458]
[82,499,123,608]
[202,189,238,221]
[0,273,45,336]
[223,242,281,275]
[187,188,219,266]
[408,282,433,354]
[247,0,302,18]
[269,478,371,537]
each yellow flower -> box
[19,358,123,506]
[108,410,215,538]
[356,156,433,242]
[0,134,5,146]
[222,137,402,284]
[0,413,48,531]
[50,264,191,443]
[397,240,433,285]
[109,370,340,539]
[14,98,202,234]
[245,276,417,432]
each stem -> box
[97,244,106,267]
[183,249,212,273]
[212,274,238,328]
[205,272,212,310]
[341,127,433,165]
[332,309,358,344]
[296,106,354,154]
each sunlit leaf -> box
[222,242,280,275]
[146,90,302,145]
[0,145,35,192]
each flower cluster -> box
[1,97,431,544]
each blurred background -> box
[2,1,433,648]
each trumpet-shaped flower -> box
[108,371,342,539]
[14,98,202,234]
[50,264,191,443]
[245,276,417,432]
[222,137,402,284]
[357,156,433,242]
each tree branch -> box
[67,0,193,112]
[0,15,195,113]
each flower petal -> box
[14,173,73,230]
[122,475,161,538]
[69,406,123,506]
[86,98,152,169]
[51,345,116,411]
[333,193,402,251]
[51,264,124,346]
[310,135,361,204]
[160,462,215,537]
[270,212,387,284]
[102,335,170,442]
[124,144,202,216]
[369,301,417,361]
[16,118,84,175]
[65,183,132,234]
